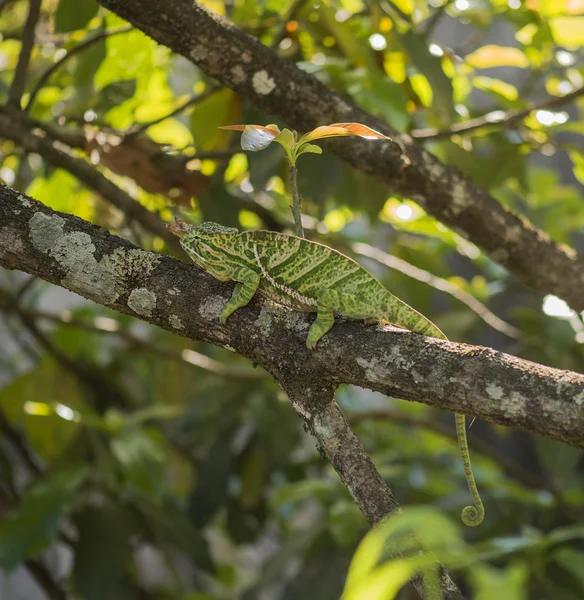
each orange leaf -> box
[299,122,389,144]
[328,123,390,139]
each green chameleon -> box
[169,219,484,527]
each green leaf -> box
[272,128,295,163]
[473,76,518,102]
[471,563,528,600]
[27,169,95,221]
[273,128,295,150]
[94,28,154,91]
[295,143,323,159]
[55,0,100,33]
[110,427,167,495]
[187,427,235,527]
[535,437,582,486]
[554,548,584,592]
[397,29,455,122]
[96,79,137,113]
[191,88,241,150]
[0,467,87,570]
[72,505,132,600]
[0,359,85,460]
[569,151,584,185]
[466,45,529,69]
[71,34,106,99]
[550,17,584,49]
[132,498,215,572]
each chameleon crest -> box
[170,219,485,526]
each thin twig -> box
[25,25,133,112]
[126,84,221,137]
[13,275,37,303]
[288,164,304,237]
[24,307,267,380]
[25,558,68,600]
[412,85,584,140]
[0,480,68,599]
[380,0,412,25]
[0,405,43,476]
[8,0,42,108]
[422,0,454,38]
[351,241,520,338]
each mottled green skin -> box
[174,221,484,526]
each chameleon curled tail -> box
[170,220,485,526]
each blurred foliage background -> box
[1,0,584,598]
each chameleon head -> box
[168,219,240,280]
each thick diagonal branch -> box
[93,0,584,312]
[2,186,584,449]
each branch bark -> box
[2,185,583,449]
[92,0,584,312]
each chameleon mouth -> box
[188,245,207,263]
[166,218,192,238]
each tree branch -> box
[2,185,583,449]
[411,85,584,140]
[279,381,463,600]
[0,106,184,255]
[93,0,584,313]
[14,305,267,380]
[8,0,42,108]
[125,84,221,137]
[25,24,134,113]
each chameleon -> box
[169,219,485,527]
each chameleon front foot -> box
[306,323,325,349]
[306,335,319,350]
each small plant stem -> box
[288,163,304,237]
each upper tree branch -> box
[8,0,42,108]
[2,185,583,449]
[92,0,584,312]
